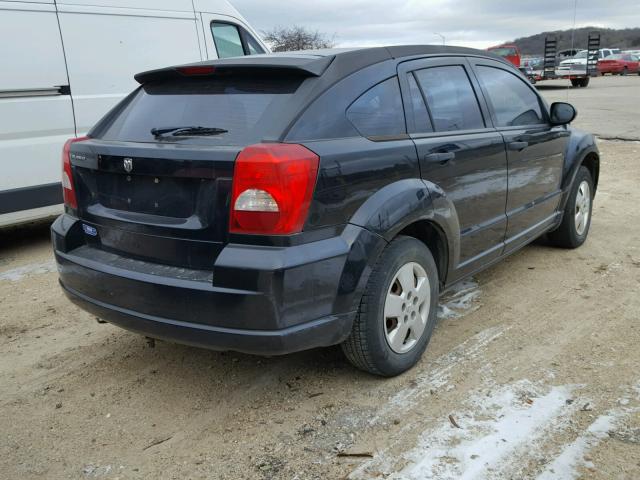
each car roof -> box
[135,45,510,84]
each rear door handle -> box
[508,141,529,151]
[424,152,455,164]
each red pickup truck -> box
[487,44,521,68]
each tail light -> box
[230,143,319,235]
[62,136,89,209]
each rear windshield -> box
[97,75,302,145]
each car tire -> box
[571,78,581,87]
[341,236,439,377]
[547,166,594,249]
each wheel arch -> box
[396,220,449,289]
[344,178,459,298]
[581,151,600,192]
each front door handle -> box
[508,141,529,151]
[424,152,455,165]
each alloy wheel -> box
[575,180,591,236]
[383,262,431,354]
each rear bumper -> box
[52,215,380,355]
[60,281,352,355]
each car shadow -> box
[0,219,53,251]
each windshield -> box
[489,47,517,57]
[97,75,302,145]
[573,51,588,59]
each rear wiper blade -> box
[151,126,228,137]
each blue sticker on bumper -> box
[82,224,98,236]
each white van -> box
[0,0,268,227]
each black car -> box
[52,46,599,376]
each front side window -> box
[476,66,545,127]
[413,65,484,132]
[346,77,405,137]
[211,22,245,58]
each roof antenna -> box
[567,0,578,101]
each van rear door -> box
[55,2,204,136]
[0,1,75,224]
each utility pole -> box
[434,32,445,46]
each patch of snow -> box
[438,278,481,319]
[0,259,56,282]
[352,381,576,480]
[370,325,507,424]
[536,414,617,480]
[395,383,574,480]
[536,381,640,480]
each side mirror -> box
[550,102,577,125]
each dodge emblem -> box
[123,157,133,173]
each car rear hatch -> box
[67,64,323,270]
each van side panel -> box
[0,2,75,210]
[56,4,203,134]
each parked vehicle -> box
[52,46,599,376]
[556,48,620,77]
[535,33,603,88]
[0,0,267,228]
[487,44,521,67]
[597,54,640,75]
[521,58,544,84]
[556,48,582,62]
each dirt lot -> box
[1,75,640,480]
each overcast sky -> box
[233,0,640,49]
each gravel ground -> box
[1,75,639,480]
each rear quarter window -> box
[96,76,302,145]
[346,77,406,137]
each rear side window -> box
[476,66,544,127]
[211,22,245,58]
[346,77,405,137]
[414,66,485,132]
[97,76,301,145]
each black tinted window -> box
[414,66,484,132]
[477,66,545,127]
[407,73,432,133]
[346,77,405,137]
[98,76,301,145]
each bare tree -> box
[263,25,335,52]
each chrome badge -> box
[123,157,133,173]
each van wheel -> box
[547,166,594,248]
[571,79,581,87]
[341,236,439,376]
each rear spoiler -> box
[134,55,334,84]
